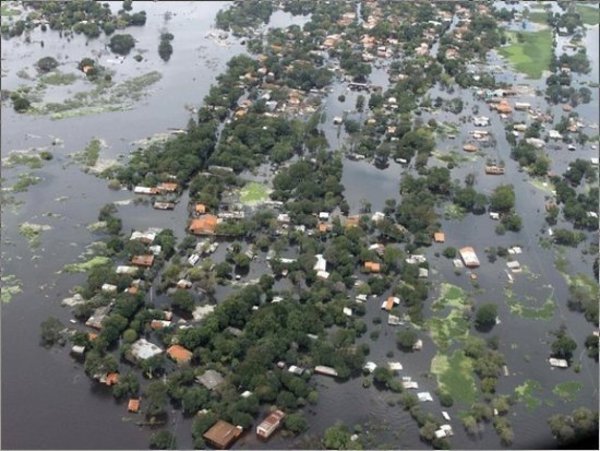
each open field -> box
[499,29,553,79]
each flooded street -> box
[1,1,598,449]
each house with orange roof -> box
[131,254,155,268]
[345,215,360,229]
[194,203,207,215]
[128,398,140,413]
[433,232,445,243]
[364,261,381,273]
[157,182,178,193]
[189,215,218,235]
[496,100,512,114]
[167,344,193,365]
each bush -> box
[149,430,175,450]
[36,56,59,73]
[11,94,31,113]
[442,247,457,259]
[40,317,65,346]
[396,328,418,351]
[438,391,454,407]
[475,303,498,331]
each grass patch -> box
[33,71,162,120]
[428,284,471,350]
[443,203,467,221]
[527,11,550,24]
[505,289,555,320]
[432,150,476,166]
[86,221,108,232]
[576,5,600,25]
[1,274,23,303]
[1,5,20,17]
[515,379,542,411]
[529,177,555,194]
[10,173,42,192]
[2,152,43,169]
[431,351,478,405]
[63,256,111,273]
[240,181,270,205]
[499,29,553,79]
[73,138,102,167]
[552,381,583,402]
[18,222,52,248]
[39,71,78,86]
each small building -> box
[288,365,305,376]
[433,232,445,243]
[85,306,112,330]
[71,345,85,357]
[363,361,377,373]
[203,420,243,449]
[116,265,138,275]
[417,392,433,402]
[256,410,285,440]
[130,230,157,244]
[133,186,159,195]
[128,399,140,413]
[130,339,163,361]
[131,255,155,268]
[388,315,403,326]
[463,143,478,153]
[473,116,490,127]
[345,215,360,229]
[364,261,381,273]
[150,319,171,330]
[388,361,403,372]
[485,165,505,175]
[192,304,215,321]
[167,345,193,365]
[157,182,178,193]
[514,102,530,111]
[100,372,120,386]
[459,246,480,268]
[101,283,117,294]
[314,254,327,273]
[343,307,353,317]
[195,203,207,215]
[333,116,343,125]
[314,365,338,377]
[153,201,175,210]
[189,215,219,235]
[197,369,225,390]
[549,358,568,368]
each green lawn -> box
[431,351,478,405]
[576,4,600,25]
[553,381,583,402]
[515,379,542,411]
[499,29,553,79]
[240,181,270,205]
[527,11,550,24]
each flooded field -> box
[1,1,598,449]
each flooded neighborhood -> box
[1,1,598,450]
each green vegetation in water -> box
[10,173,42,192]
[1,274,23,303]
[34,71,162,120]
[552,381,583,402]
[515,379,542,411]
[39,71,78,86]
[427,284,471,350]
[499,29,553,79]
[86,221,108,232]
[431,351,477,405]
[1,4,20,17]
[576,5,600,25]
[2,152,43,169]
[504,288,555,320]
[529,177,555,194]
[62,256,111,273]
[240,181,270,205]
[18,222,52,248]
[73,138,102,167]
[432,150,475,166]
[444,203,467,221]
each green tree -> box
[40,317,65,346]
[489,184,515,213]
[475,303,498,331]
[396,328,418,351]
[284,412,308,434]
[323,423,353,449]
[551,325,577,361]
[109,34,135,55]
[149,430,175,450]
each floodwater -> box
[1,1,598,450]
